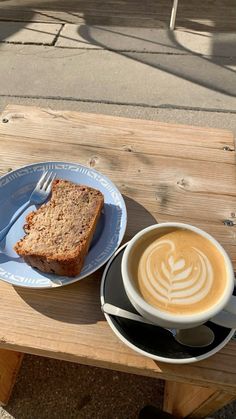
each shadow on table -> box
[14,271,105,324]
[14,195,156,324]
[123,195,157,239]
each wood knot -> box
[223,219,235,226]
[223,146,234,151]
[177,178,189,188]
[89,156,98,167]
[3,112,25,122]
[123,146,133,152]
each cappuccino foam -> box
[132,229,227,315]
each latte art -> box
[135,229,227,315]
[144,240,213,305]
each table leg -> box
[0,349,23,406]
[163,380,236,418]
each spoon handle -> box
[102,303,214,348]
[102,303,153,325]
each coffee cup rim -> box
[121,222,234,324]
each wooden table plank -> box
[2,105,234,151]
[0,279,236,393]
[1,105,236,265]
[1,131,234,164]
[1,136,236,249]
[0,105,236,415]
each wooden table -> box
[0,105,236,418]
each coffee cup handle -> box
[211,295,236,328]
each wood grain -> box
[163,381,236,418]
[2,106,234,151]
[0,279,236,393]
[1,105,236,267]
[1,136,236,251]
[0,349,23,406]
[0,104,236,406]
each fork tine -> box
[45,173,56,192]
[42,172,54,190]
[41,172,52,190]
[36,171,49,189]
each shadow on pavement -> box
[0,0,235,98]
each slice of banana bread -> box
[14,179,104,277]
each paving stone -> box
[0,45,235,110]
[0,22,62,45]
[56,25,236,57]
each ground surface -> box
[0,0,236,417]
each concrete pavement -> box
[56,25,236,56]
[0,44,235,110]
[0,354,236,419]
[0,21,61,44]
[1,356,164,419]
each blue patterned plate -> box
[0,162,127,288]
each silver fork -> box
[0,171,56,242]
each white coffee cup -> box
[121,223,236,329]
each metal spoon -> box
[102,303,215,348]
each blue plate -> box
[0,161,127,288]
